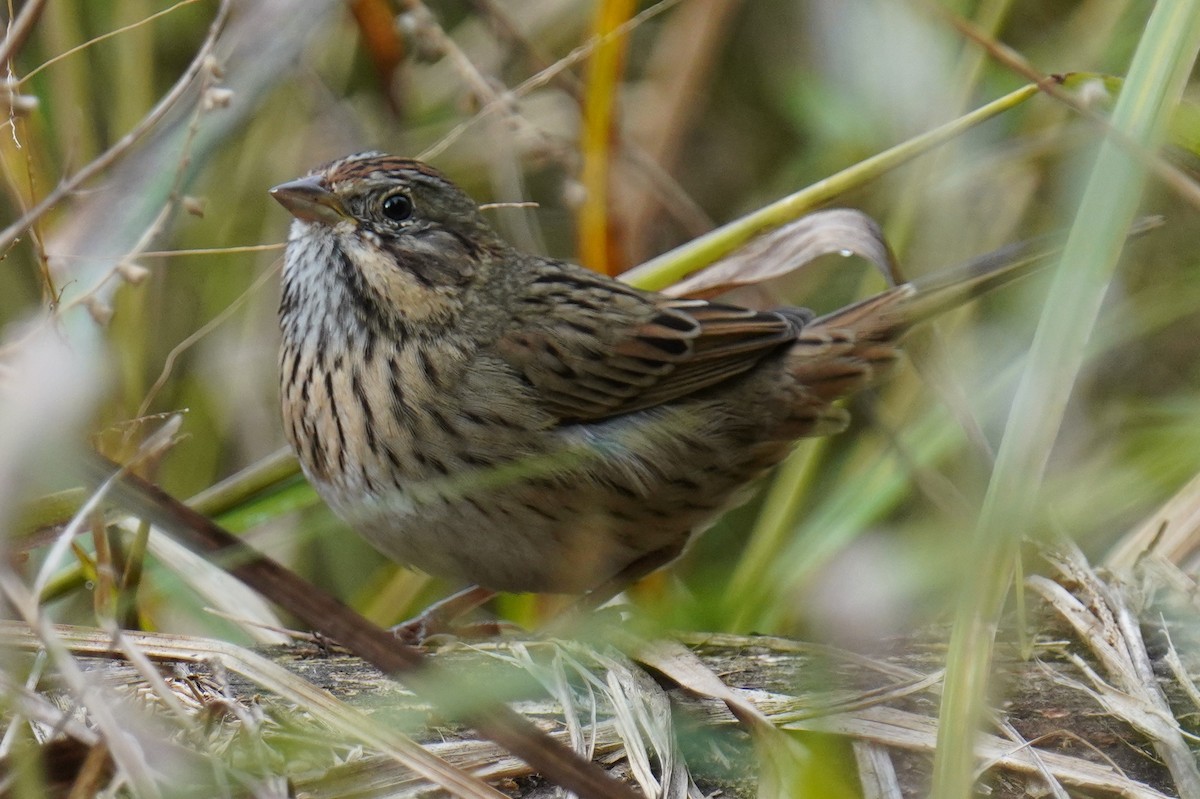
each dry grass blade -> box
[852,741,902,799]
[0,622,508,798]
[505,641,701,798]
[783,705,1172,799]
[990,720,1070,799]
[669,623,1188,796]
[660,208,897,300]
[1105,471,1200,572]
[633,638,813,797]
[603,658,684,797]
[1161,625,1200,717]
[1032,543,1200,797]
[0,576,163,797]
[0,668,99,748]
[31,415,182,603]
[141,531,289,644]
[634,638,772,730]
[621,0,739,259]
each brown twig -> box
[0,0,232,256]
[419,0,685,162]
[75,452,643,799]
[918,0,1200,212]
[0,0,50,66]
[465,0,713,240]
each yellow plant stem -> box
[578,0,636,274]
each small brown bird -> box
[271,152,1048,628]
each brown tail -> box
[787,216,1162,401]
[817,216,1162,336]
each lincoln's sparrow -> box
[271,152,1039,615]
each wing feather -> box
[495,263,806,422]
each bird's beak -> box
[270,175,348,225]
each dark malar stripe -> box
[330,249,388,326]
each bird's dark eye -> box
[381,193,414,222]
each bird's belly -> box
[316,475,723,593]
[339,487,648,593]
[305,406,792,594]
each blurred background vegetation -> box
[1,0,1199,792]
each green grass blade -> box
[622,83,1042,291]
[932,4,1200,797]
